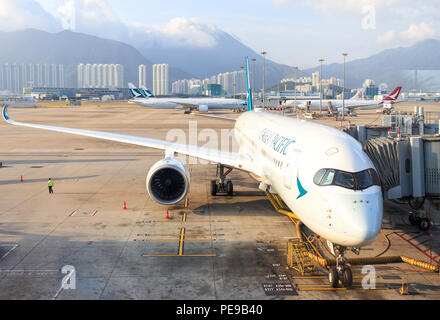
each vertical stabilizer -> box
[245,56,253,111]
[128,83,146,98]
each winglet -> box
[245,56,253,111]
[2,105,10,122]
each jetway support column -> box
[410,136,425,198]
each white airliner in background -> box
[128,83,246,113]
[2,57,383,288]
[286,86,402,113]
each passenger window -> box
[335,171,355,189]
[321,170,335,186]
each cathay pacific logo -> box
[259,128,296,155]
[296,178,307,200]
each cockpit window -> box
[355,170,373,190]
[320,170,335,186]
[335,171,355,189]
[313,169,326,185]
[313,168,380,190]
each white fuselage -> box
[234,112,383,247]
[287,99,382,111]
[129,97,247,110]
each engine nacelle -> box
[146,158,190,205]
[198,105,209,112]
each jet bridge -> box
[344,109,440,231]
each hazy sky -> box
[1,0,439,68]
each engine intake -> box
[198,105,209,112]
[146,158,190,205]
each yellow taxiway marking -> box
[143,254,217,257]
[178,228,185,256]
[297,287,389,291]
[293,276,380,279]
[146,234,213,237]
[297,284,387,287]
[146,239,213,242]
[152,220,211,223]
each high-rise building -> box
[0,63,65,93]
[114,64,124,88]
[139,65,147,88]
[76,63,124,89]
[312,72,319,88]
[153,64,168,96]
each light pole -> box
[261,51,267,109]
[319,59,324,115]
[342,53,348,121]
[252,58,256,106]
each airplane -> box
[128,83,247,113]
[286,87,402,114]
[2,57,383,288]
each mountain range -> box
[0,28,439,91]
[304,39,440,90]
[0,29,192,88]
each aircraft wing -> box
[173,102,199,109]
[2,106,252,172]
[342,102,382,110]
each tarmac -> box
[0,102,439,300]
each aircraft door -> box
[284,149,301,189]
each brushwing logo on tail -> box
[383,86,402,101]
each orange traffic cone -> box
[123,201,127,210]
[166,209,170,220]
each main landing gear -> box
[328,246,353,288]
[211,164,234,196]
[408,197,430,232]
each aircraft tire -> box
[211,180,217,196]
[226,181,233,196]
[409,214,421,226]
[328,267,338,288]
[341,268,353,288]
[419,218,430,232]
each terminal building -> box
[24,87,131,101]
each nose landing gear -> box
[328,246,353,288]
[210,164,234,196]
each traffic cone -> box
[166,209,170,220]
[123,201,127,210]
[20,175,23,182]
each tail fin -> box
[245,56,253,111]
[142,86,155,98]
[128,83,146,98]
[383,86,402,102]
[349,90,363,100]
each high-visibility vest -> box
[48,180,53,187]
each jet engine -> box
[198,105,209,112]
[146,158,190,205]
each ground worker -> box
[48,178,54,194]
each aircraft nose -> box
[328,190,383,247]
[346,191,383,246]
